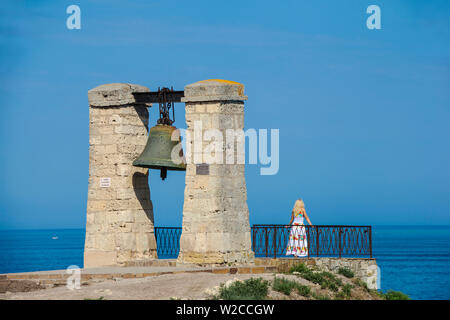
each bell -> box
[133,124,186,180]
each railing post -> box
[265,227,268,257]
[273,227,277,258]
[339,227,342,258]
[251,226,255,253]
[316,226,319,257]
[306,226,310,258]
[369,227,373,258]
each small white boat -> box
[52,236,59,240]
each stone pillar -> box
[177,79,254,265]
[84,83,157,268]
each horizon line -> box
[1,224,450,232]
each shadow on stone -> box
[134,105,149,130]
[132,171,154,223]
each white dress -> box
[285,212,308,257]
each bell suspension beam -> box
[132,89,184,104]
[132,87,186,180]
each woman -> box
[286,199,313,257]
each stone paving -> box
[0,257,378,292]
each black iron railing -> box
[154,225,372,259]
[154,227,182,258]
[252,225,372,258]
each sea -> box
[0,225,449,300]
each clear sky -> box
[0,0,449,229]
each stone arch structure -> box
[84,80,254,268]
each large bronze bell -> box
[132,87,186,180]
[133,124,186,180]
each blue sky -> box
[0,0,449,229]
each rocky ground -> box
[0,270,381,300]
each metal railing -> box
[252,225,372,258]
[154,225,372,259]
[154,227,182,258]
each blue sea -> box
[0,226,449,300]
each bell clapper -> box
[160,167,167,180]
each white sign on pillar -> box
[100,177,111,188]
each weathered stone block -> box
[88,83,150,107]
[84,251,116,268]
[178,80,254,265]
[181,79,247,102]
[84,83,157,268]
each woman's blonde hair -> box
[292,199,305,214]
